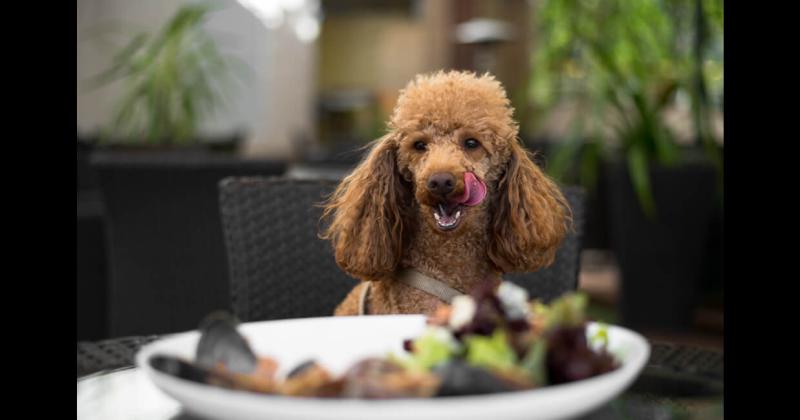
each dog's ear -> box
[489,140,571,273]
[321,134,412,281]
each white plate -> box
[136,315,649,420]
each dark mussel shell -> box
[150,354,237,387]
[433,360,517,396]
[151,354,211,384]
[196,311,257,374]
[150,354,276,394]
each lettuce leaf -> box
[545,293,588,330]
[520,338,548,386]
[400,327,460,371]
[464,329,518,371]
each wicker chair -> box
[218,177,585,322]
[219,177,355,322]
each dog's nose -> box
[426,172,456,196]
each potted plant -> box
[525,0,723,331]
[85,3,241,150]
[78,4,287,337]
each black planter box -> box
[77,190,108,341]
[77,140,108,340]
[606,157,720,332]
[91,149,286,337]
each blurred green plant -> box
[86,4,240,145]
[527,0,723,217]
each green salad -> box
[386,281,619,396]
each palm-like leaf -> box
[90,4,236,145]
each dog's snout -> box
[426,172,455,196]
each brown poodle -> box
[321,70,571,316]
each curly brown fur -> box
[321,71,571,316]
[320,136,415,281]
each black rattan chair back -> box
[219,177,355,322]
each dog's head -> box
[321,71,571,279]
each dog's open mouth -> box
[429,172,487,232]
[433,203,464,231]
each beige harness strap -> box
[358,281,372,315]
[358,270,494,315]
[397,268,465,304]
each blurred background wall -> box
[316,0,532,140]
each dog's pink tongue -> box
[456,172,487,206]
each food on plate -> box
[150,312,279,394]
[150,281,619,398]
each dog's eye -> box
[413,141,427,151]
[464,138,480,149]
